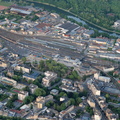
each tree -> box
[34,88,46,96]
[76,97,82,105]
[22,86,30,93]
[6,100,14,108]
[23,96,34,104]
[21,57,27,63]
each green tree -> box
[34,88,46,96]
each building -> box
[10,5,32,16]
[60,84,77,93]
[102,67,114,72]
[29,84,38,94]
[35,95,53,109]
[0,77,17,86]
[87,80,101,96]
[7,69,14,77]
[105,108,117,120]
[83,30,94,38]
[42,71,57,87]
[0,61,7,68]
[90,38,108,45]
[94,73,111,83]
[23,70,40,81]
[13,64,31,73]
[114,20,120,27]
[59,105,74,118]
[50,89,59,95]
[87,97,95,108]
[18,91,28,101]
[94,108,102,120]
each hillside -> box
[31,0,120,31]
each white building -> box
[42,71,57,87]
[94,73,111,83]
[18,91,28,100]
[102,67,114,72]
[114,20,120,27]
[87,80,101,96]
[94,109,102,120]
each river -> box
[4,0,120,38]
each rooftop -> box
[0,6,8,11]
[59,22,79,32]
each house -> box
[42,71,57,87]
[18,91,29,101]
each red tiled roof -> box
[10,109,25,114]
[13,89,20,93]
[118,80,120,84]
[16,100,23,103]
[0,6,8,11]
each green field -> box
[0,1,13,6]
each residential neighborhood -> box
[0,0,120,120]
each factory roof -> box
[59,22,78,31]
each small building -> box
[50,89,59,95]
[18,91,28,101]
[29,84,38,94]
[114,20,120,27]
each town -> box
[0,1,120,120]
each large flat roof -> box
[59,22,78,32]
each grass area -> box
[0,1,13,7]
